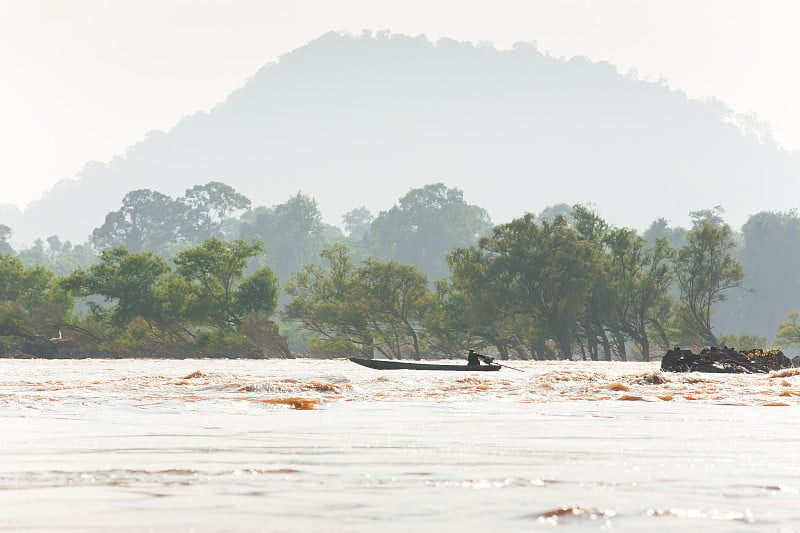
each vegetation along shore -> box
[3,181,800,362]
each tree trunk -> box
[494,343,510,360]
[402,318,420,359]
[600,331,612,361]
[556,333,572,360]
[586,335,598,361]
[640,335,650,362]
[650,319,670,351]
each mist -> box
[3,32,796,245]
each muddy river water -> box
[1,358,799,531]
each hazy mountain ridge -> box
[5,31,797,244]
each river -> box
[1,358,799,531]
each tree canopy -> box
[3,178,793,360]
[283,244,429,358]
[366,183,492,281]
[674,219,744,345]
[91,189,183,254]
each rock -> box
[742,348,793,371]
[660,346,791,373]
[22,336,83,358]
[22,336,58,358]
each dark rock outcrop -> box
[22,336,83,358]
[661,346,792,373]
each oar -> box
[492,361,525,372]
[476,354,525,372]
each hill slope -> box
[7,31,798,243]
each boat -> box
[349,358,501,371]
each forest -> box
[2,181,800,361]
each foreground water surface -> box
[1,358,799,532]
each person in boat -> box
[467,349,494,366]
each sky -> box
[2,0,799,210]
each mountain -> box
[5,31,798,244]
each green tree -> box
[739,210,800,338]
[15,234,97,276]
[536,203,575,225]
[284,244,430,358]
[342,207,374,239]
[240,193,325,281]
[0,254,24,302]
[643,217,686,250]
[284,244,373,355]
[357,259,429,357]
[570,205,676,361]
[0,254,72,340]
[18,238,47,265]
[366,183,492,281]
[428,246,526,358]
[0,255,31,339]
[0,225,12,255]
[91,189,184,253]
[470,214,597,359]
[570,206,615,360]
[776,311,800,347]
[174,238,268,329]
[603,227,674,360]
[62,247,170,328]
[179,181,251,242]
[234,267,280,317]
[717,332,767,351]
[674,218,744,345]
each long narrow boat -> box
[349,358,501,371]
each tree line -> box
[2,181,800,359]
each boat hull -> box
[349,358,501,371]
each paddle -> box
[475,354,525,372]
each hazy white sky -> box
[2,0,799,209]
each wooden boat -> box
[349,358,501,371]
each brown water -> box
[2,359,799,531]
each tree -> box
[342,207,374,239]
[284,244,430,358]
[536,203,574,225]
[689,206,726,226]
[62,247,170,328]
[467,214,598,359]
[0,225,12,255]
[568,205,677,361]
[642,217,686,250]
[91,189,184,253]
[18,238,47,265]
[571,206,616,360]
[0,254,72,339]
[0,253,24,302]
[60,241,280,350]
[46,236,70,260]
[284,244,373,355]
[428,246,524,358]
[674,218,744,345]
[776,311,800,347]
[179,181,251,242]
[174,238,268,329]
[357,259,429,357]
[234,267,280,317]
[739,210,800,338]
[604,228,674,360]
[240,192,325,281]
[365,183,492,280]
